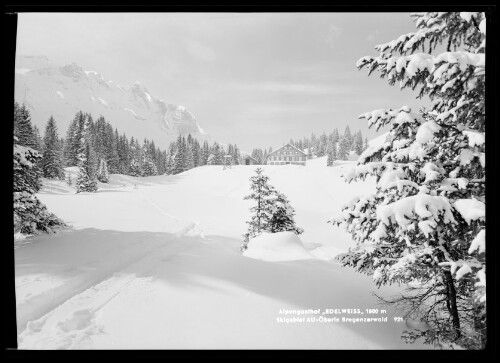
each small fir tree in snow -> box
[96,158,110,183]
[268,192,304,235]
[241,168,277,251]
[41,116,65,180]
[332,12,486,349]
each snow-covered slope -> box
[15,156,429,349]
[14,55,208,149]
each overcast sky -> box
[16,12,429,151]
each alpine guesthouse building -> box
[266,143,307,166]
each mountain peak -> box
[14,56,210,149]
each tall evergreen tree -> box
[337,135,350,160]
[332,128,340,146]
[326,135,337,166]
[210,142,224,165]
[75,114,98,193]
[32,125,43,152]
[200,141,210,166]
[64,111,85,167]
[318,132,328,157]
[333,12,486,349]
[343,125,352,151]
[353,131,364,155]
[129,137,143,176]
[96,158,110,183]
[185,141,195,170]
[41,116,64,179]
[14,103,36,149]
[141,140,158,176]
[172,135,186,174]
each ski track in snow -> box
[18,229,197,349]
[138,191,182,222]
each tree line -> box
[14,105,246,191]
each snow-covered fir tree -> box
[14,103,37,149]
[14,136,65,235]
[343,126,353,151]
[332,128,340,145]
[185,143,195,170]
[232,144,241,165]
[200,141,210,166]
[32,125,43,152]
[172,135,186,174]
[129,138,143,177]
[353,131,364,155]
[210,142,224,165]
[141,140,158,176]
[191,140,201,167]
[41,116,65,180]
[96,158,110,183]
[241,168,277,251]
[332,12,486,349]
[327,135,338,166]
[75,115,98,193]
[268,192,304,235]
[63,112,84,167]
[317,132,328,157]
[337,135,350,160]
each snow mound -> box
[243,231,316,262]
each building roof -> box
[267,143,306,157]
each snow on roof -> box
[268,143,306,157]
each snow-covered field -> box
[15,157,428,349]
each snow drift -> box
[243,231,316,262]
